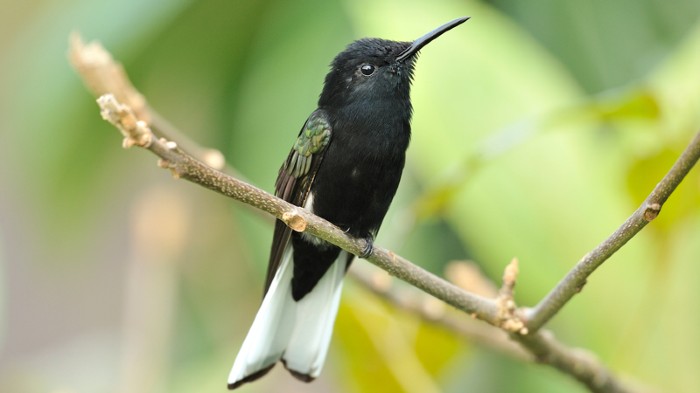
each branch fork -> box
[643,202,661,221]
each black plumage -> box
[229,17,469,389]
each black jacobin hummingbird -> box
[228,16,469,389]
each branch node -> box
[122,138,136,149]
[497,258,527,334]
[155,159,182,179]
[282,210,307,232]
[97,94,153,148]
[161,138,178,150]
[644,202,661,221]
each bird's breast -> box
[309,113,410,236]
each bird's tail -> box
[227,247,347,389]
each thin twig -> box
[525,130,700,332]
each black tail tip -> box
[280,358,317,383]
[227,363,276,390]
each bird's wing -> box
[264,109,332,295]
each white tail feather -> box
[228,247,348,387]
[282,251,347,376]
[228,248,295,386]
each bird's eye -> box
[360,64,375,76]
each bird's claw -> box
[359,235,374,259]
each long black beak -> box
[396,16,470,62]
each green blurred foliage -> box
[1,0,699,392]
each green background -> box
[1,0,699,392]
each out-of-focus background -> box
[1,0,700,392]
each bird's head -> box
[318,17,469,109]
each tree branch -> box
[96,93,504,325]
[525,130,700,332]
[68,34,670,393]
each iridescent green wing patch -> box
[287,111,331,178]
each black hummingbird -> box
[228,17,469,389]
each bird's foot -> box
[359,235,374,259]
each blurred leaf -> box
[336,287,465,393]
[413,316,465,376]
[592,88,661,121]
[335,291,413,393]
